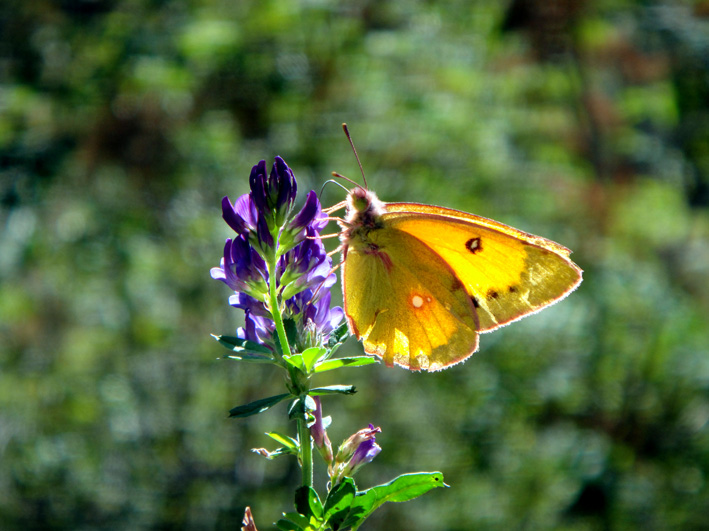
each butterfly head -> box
[341,187,387,242]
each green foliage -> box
[278,474,446,530]
[2,0,709,529]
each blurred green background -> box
[2,0,709,529]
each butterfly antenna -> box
[342,123,368,190]
[319,179,351,207]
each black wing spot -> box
[471,296,479,308]
[487,289,499,300]
[508,285,518,293]
[465,237,482,254]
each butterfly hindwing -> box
[343,226,479,371]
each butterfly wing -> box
[343,226,479,372]
[384,202,583,331]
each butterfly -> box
[334,128,583,372]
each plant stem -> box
[267,255,291,361]
[298,405,314,486]
[266,249,313,488]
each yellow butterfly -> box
[334,129,582,372]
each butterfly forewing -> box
[383,205,582,331]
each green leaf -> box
[275,516,305,531]
[282,512,310,529]
[302,347,326,373]
[228,393,291,418]
[323,477,356,529]
[283,353,305,371]
[310,385,357,396]
[212,334,273,356]
[295,486,323,521]
[266,431,299,450]
[314,357,378,373]
[223,354,275,363]
[344,472,447,530]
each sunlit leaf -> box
[314,357,378,373]
[344,472,447,529]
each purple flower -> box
[279,191,328,252]
[230,292,271,319]
[221,194,258,236]
[347,431,382,476]
[331,424,382,484]
[249,156,297,226]
[303,291,345,339]
[279,227,334,300]
[213,156,343,353]
[210,235,268,300]
[309,397,333,464]
[237,310,275,346]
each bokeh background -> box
[2,1,709,529]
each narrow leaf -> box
[314,357,378,373]
[251,446,295,459]
[310,385,357,396]
[223,354,274,363]
[229,393,291,418]
[212,334,272,355]
[266,431,299,450]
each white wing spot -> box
[411,295,424,308]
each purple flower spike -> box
[213,155,343,353]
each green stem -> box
[267,256,291,361]
[266,248,313,488]
[298,404,313,486]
